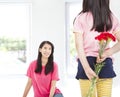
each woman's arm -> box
[49,80,56,97]
[23,78,32,97]
[74,32,97,80]
[99,31,120,62]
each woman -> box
[73,0,120,97]
[23,41,63,97]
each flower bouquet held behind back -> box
[86,32,116,97]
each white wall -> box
[65,0,81,2]
[0,0,32,3]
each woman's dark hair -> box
[35,41,54,75]
[75,0,112,32]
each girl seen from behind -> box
[73,0,120,97]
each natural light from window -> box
[0,3,30,75]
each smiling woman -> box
[22,41,64,97]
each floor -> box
[0,74,120,97]
[0,74,80,97]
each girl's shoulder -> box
[111,13,120,28]
[29,60,37,68]
[53,62,58,68]
[30,60,37,64]
[110,12,119,21]
[76,12,91,18]
[27,60,37,73]
[75,12,92,22]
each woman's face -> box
[39,43,52,58]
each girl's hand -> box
[96,50,110,63]
[84,67,98,80]
[96,56,105,63]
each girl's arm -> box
[23,78,32,97]
[99,31,120,62]
[74,32,97,80]
[49,80,56,97]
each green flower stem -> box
[86,38,109,97]
[95,63,104,75]
[86,62,104,97]
[86,77,97,97]
[86,33,115,97]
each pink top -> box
[27,60,61,97]
[73,12,120,57]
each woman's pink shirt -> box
[27,60,61,97]
[73,12,120,57]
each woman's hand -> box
[96,55,105,63]
[96,50,110,63]
[84,67,98,80]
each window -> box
[0,3,31,75]
[65,2,82,77]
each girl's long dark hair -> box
[35,41,54,75]
[76,0,112,32]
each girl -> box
[23,41,63,97]
[73,0,120,97]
